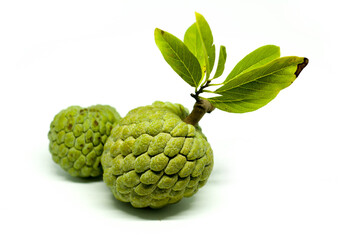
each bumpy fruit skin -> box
[101,101,213,208]
[48,105,121,177]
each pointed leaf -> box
[225,45,280,84]
[209,44,216,74]
[155,28,203,88]
[208,95,278,114]
[184,23,206,80]
[209,57,308,113]
[213,45,227,79]
[195,12,215,80]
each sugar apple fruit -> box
[48,105,121,177]
[101,101,213,208]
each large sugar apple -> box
[48,105,121,177]
[101,101,213,208]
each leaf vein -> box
[162,37,199,86]
[219,62,294,93]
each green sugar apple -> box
[101,101,213,208]
[48,105,121,177]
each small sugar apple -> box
[48,105,121,177]
[101,101,213,208]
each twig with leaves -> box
[155,12,308,126]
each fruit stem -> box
[183,99,215,126]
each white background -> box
[1,0,360,239]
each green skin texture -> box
[101,101,214,208]
[48,105,121,177]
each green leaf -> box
[184,23,206,80]
[213,45,227,79]
[207,96,278,114]
[209,57,308,113]
[209,45,216,74]
[195,12,215,80]
[155,28,203,88]
[224,45,280,84]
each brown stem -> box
[183,99,215,126]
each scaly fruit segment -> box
[101,101,213,208]
[48,105,121,177]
